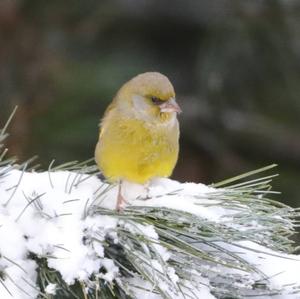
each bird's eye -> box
[151,96,165,105]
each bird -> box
[95,72,181,211]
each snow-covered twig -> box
[0,111,300,299]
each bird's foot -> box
[142,184,151,200]
[141,194,151,201]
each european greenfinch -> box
[95,72,181,210]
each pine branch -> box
[1,109,300,299]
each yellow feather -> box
[95,72,180,184]
[96,117,179,183]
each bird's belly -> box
[95,121,179,184]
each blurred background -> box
[0,0,300,208]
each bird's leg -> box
[143,181,151,200]
[116,180,127,212]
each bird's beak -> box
[160,98,182,114]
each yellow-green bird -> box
[95,72,181,210]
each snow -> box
[0,259,38,299]
[97,258,119,283]
[45,283,57,294]
[229,241,300,297]
[0,169,300,298]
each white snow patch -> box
[0,169,299,298]
[45,283,57,294]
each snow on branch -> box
[0,113,300,299]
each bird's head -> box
[116,72,181,123]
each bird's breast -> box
[96,116,179,183]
